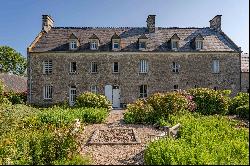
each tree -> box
[0,46,27,75]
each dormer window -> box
[69,33,79,50]
[113,41,120,49]
[138,34,148,50]
[90,41,98,50]
[193,34,204,50]
[89,34,99,50]
[70,41,77,50]
[111,33,121,51]
[170,34,180,51]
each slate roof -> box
[0,73,27,92]
[30,27,240,52]
[241,53,249,73]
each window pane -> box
[113,62,119,72]
[139,42,146,49]
[70,62,76,73]
[91,62,97,73]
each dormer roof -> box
[138,34,148,40]
[170,33,180,40]
[69,33,78,40]
[195,33,204,40]
[89,33,99,40]
[111,33,121,39]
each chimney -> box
[209,15,222,32]
[42,15,54,32]
[146,15,156,33]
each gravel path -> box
[79,109,161,165]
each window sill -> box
[91,72,98,74]
[43,73,52,75]
[69,72,78,75]
[43,99,53,102]
[112,72,120,74]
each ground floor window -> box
[91,85,97,94]
[43,85,53,99]
[139,85,147,98]
[174,84,178,91]
[69,86,76,106]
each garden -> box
[0,80,249,165]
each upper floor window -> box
[172,62,180,73]
[43,60,52,74]
[113,62,119,73]
[43,85,53,99]
[70,41,77,50]
[70,62,76,73]
[196,40,203,50]
[111,33,121,50]
[139,85,147,98]
[91,62,98,73]
[138,34,148,50]
[170,34,180,50]
[90,85,97,94]
[90,41,98,50]
[139,60,148,73]
[212,60,220,73]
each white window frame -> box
[70,41,77,50]
[172,62,180,73]
[113,62,119,73]
[69,86,76,106]
[139,85,148,98]
[90,41,98,50]
[70,62,77,73]
[43,60,52,74]
[90,85,97,94]
[91,62,98,73]
[139,60,148,73]
[212,60,220,73]
[113,41,120,49]
[43,85,53,99]
[196,40,203,50]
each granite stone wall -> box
[27,52,241,106]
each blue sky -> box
[0,0,249,56]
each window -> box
[212,60,220,73]
[69,86,76,106]
[90,41,98,50]
[90,85,97,94]
[196,40,203,50]
[139,42,146,49]
[70,62,76,73]
[113,62,119,73]
[174,85,178,91]
[43,60,52,74]
[172,62,180,73]
[194,85,198,88]
[213,86,218,90]
[43,85,52,99]
[113,41,119,49]
[139,85,147,98]
[139,60,148,73]
[70,41,77,50]
[91,62,98,73]
[172,41,178,50]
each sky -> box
[0,0,249,57]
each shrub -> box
[3,90,27,104]
[144,112,249,165]
[188,88,231,115]
[236,104,249,120]
[229,92,249,115]
[124,99,154,124]
[75,92,111,109]
[147,92,189,119]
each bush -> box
[188,88,231,115]
[144,112,249,165]
[229,92,249,115]
[75,92,111,109]
[236,104,249,120]
[124,99,154,124]
[3,90,27,104]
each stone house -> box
[27,14,241,107]
[240,53,249,93]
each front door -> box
[112,86,120,108]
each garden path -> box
[79,109,161,165]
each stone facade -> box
[27,15,242,107]
[240,53,249,93]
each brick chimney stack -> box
[146,15,156,33]
[209,15,222,32]
[42,15,54,32]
